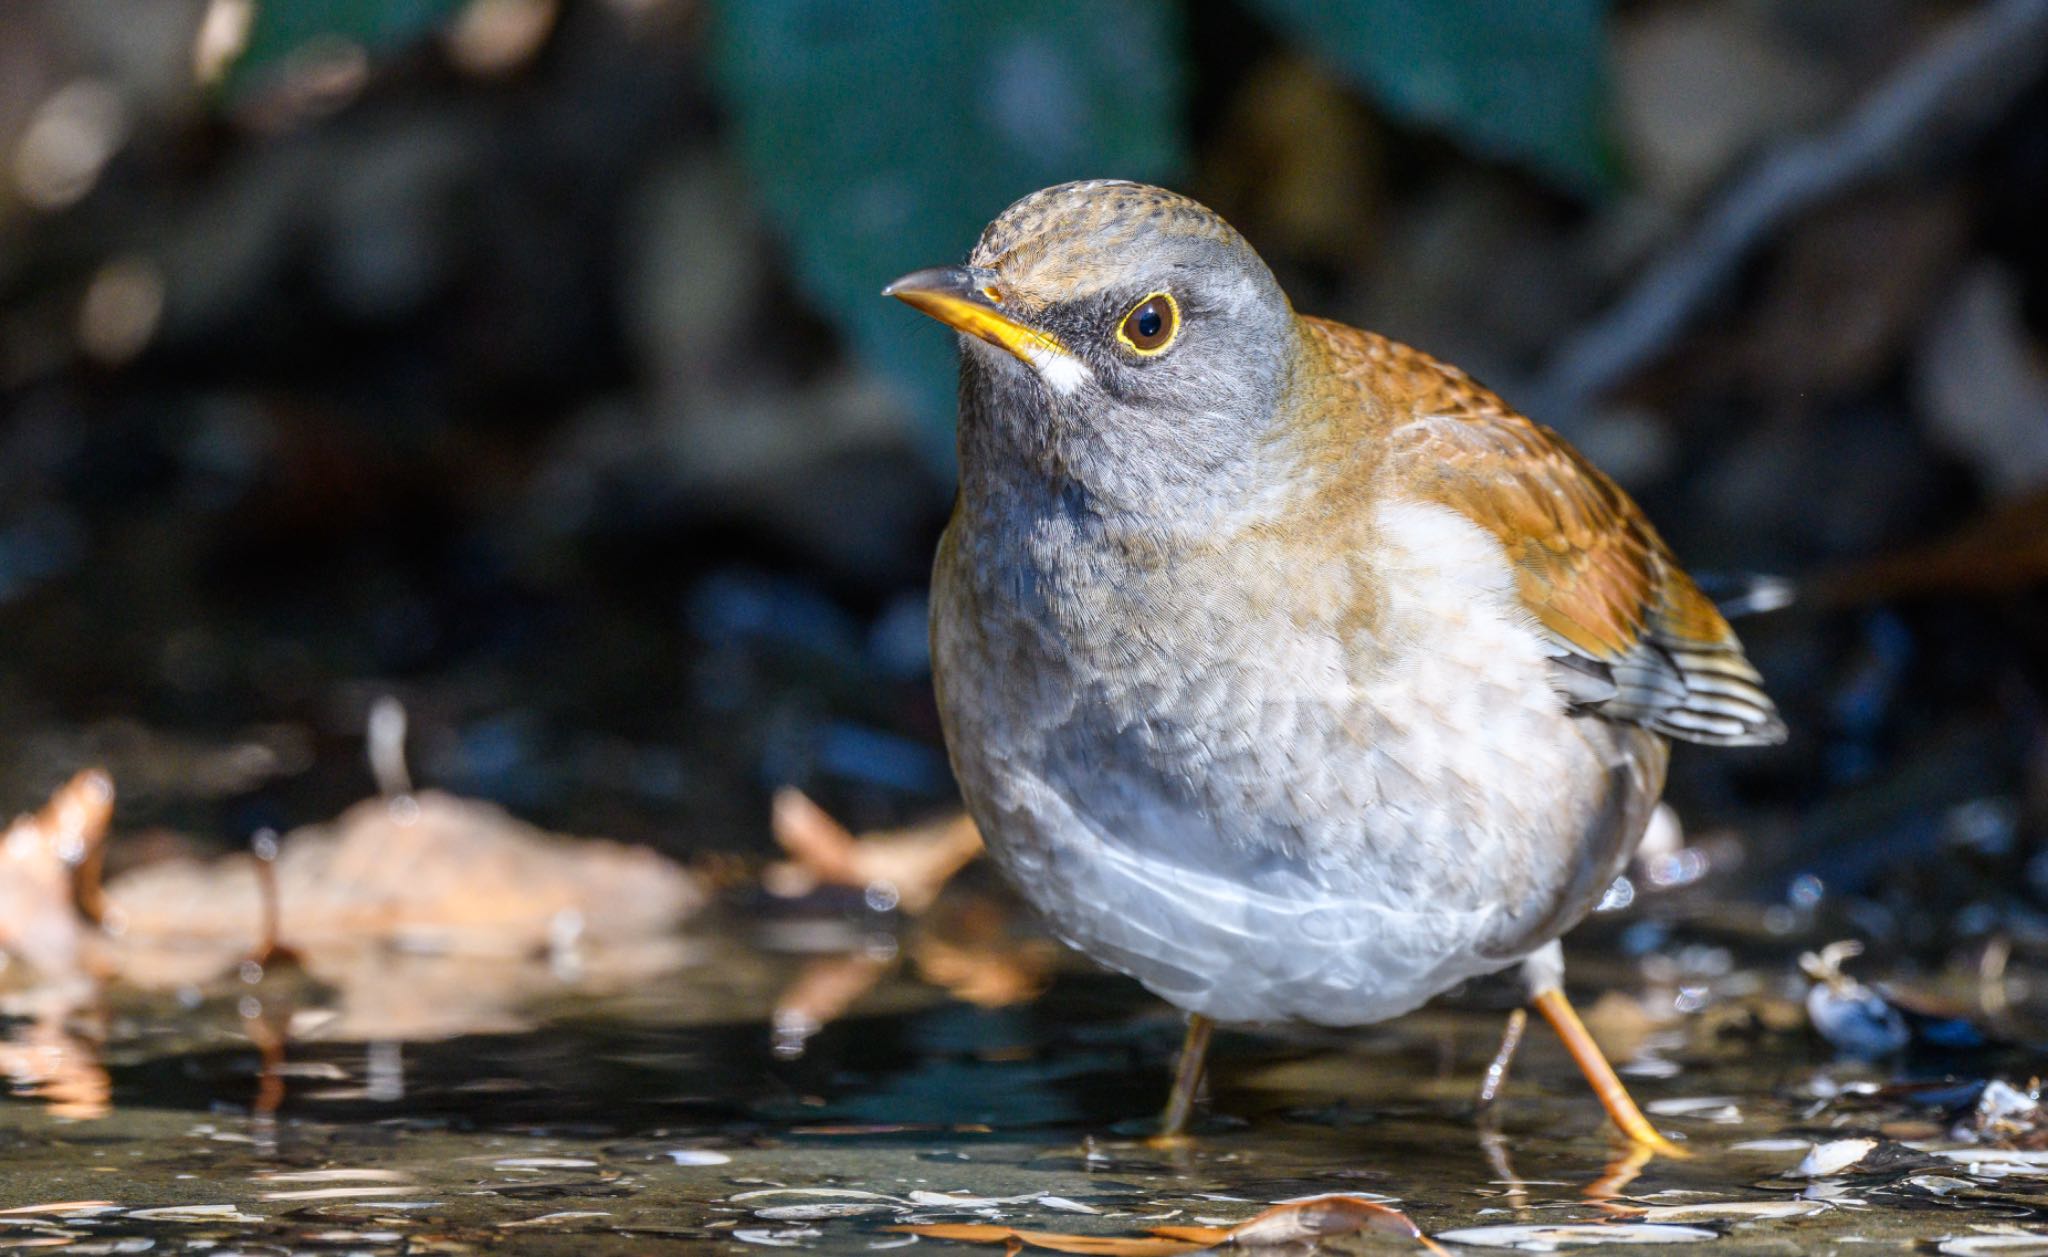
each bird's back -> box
[1296,317,1785,749]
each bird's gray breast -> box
[931,491,1661,1025]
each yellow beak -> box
[883,267,1069,366]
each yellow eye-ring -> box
[1117,292,1180,355]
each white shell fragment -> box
[1797,1138,1879,1176]
[1940,1229,2048,1255]
[734,1226,824,1246]
[1645,1096,1743,1123]
[250,1168,410,1183]
[729,1189,906,1203]
[125,1204,266,1223]
[754,1203,904,1221]
[1727,1139,1815,1153]
[256,1186,422,1201]
[1934,1148,2048,1173]
[1631,1199,1830,1222]
[1432,1222,1718,1249]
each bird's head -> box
[886,181,1298,510]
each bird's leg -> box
[1531,988,1682,1156]
[1521,941,1684,1157]
[1529,987,1686,1158]
[1153,1012,1214,1144]
[1475,1006,1528,1112]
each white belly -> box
[934,498,1647,1026]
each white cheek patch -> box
[965,334,1093,396]
[1028,347,1092,396]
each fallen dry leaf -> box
[0,769,113,984]
[888,1222,1200,1257]
[768,789,981,914]
[893,1194,1443,1254]
[105,789,702,955]
[0,773,708,1046]
[0,772,116,1120]
[763,793,996,1044]
[1158,1195,1444,1252]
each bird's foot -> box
[1530,987,1689,1159]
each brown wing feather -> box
[1306,319,1786,747]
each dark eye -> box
[1118,292,1179,355]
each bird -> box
[884,180,1784,1151]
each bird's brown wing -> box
[1316,321,1785,747]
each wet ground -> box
[6,896,2048,1255]
[2,3,2046,1251]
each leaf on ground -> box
[1161,1195,1443,1251]
[768,789,981,914]
[0,769,113,983]
[106,789,702,954]
[895,1193,1442,1253]
[888,1223,1200,1257]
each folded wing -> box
[1318,320,1786,747]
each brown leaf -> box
[889,1224,1202,1256]
[1017,1235,1205,1257]
[890,1225,1030,1243]
[0,768,114,982]
[768,789,982,914]
[893,1194,1442,1254]
[105,790,701,953]
[768,788,864,887]
[1167,1195,1440,1251]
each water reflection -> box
[5,781,2048,1252]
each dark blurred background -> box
[1,0,2044,950]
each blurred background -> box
[0,0,2045,949]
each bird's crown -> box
[969,180,1254,308]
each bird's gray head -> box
[885,181,1297,515]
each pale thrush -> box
[885,180,1784,1149]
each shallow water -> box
[4,904,2048,1255]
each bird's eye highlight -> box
[1117,292,1179,355]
